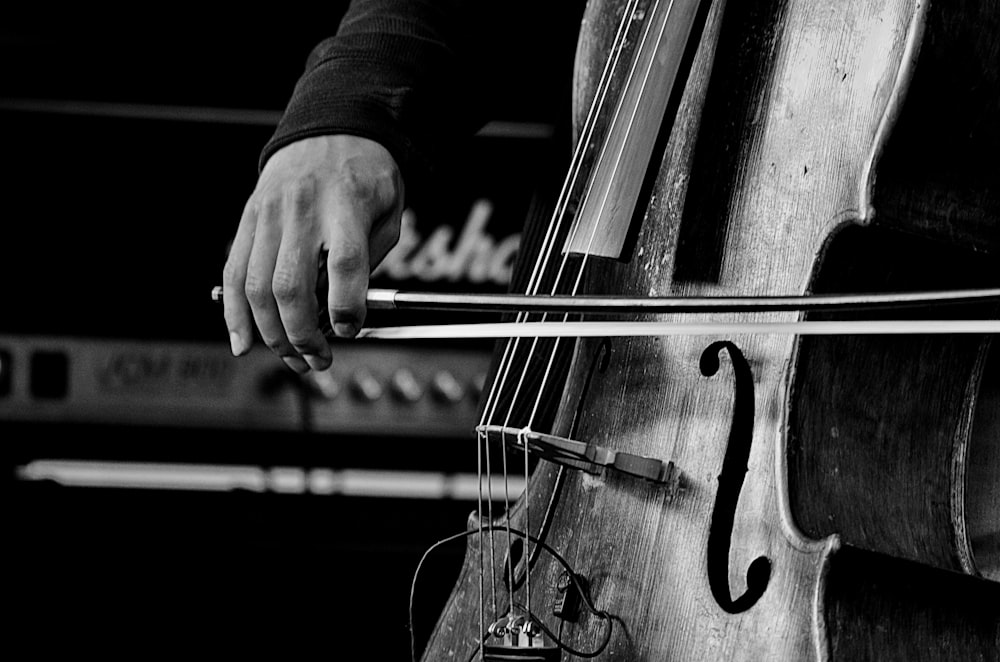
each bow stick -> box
[212,286,1000,314]
[210,286,1000,338]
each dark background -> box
[0,2,584,342]
[2,3,584,659]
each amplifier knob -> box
[431,370,465,404]
[307,370,341,400]
[350,368,383,402]
[390,368,423,403]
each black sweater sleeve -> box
[259,0,483,190]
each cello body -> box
[421,0,1000,659]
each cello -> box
[406,0,1000,659]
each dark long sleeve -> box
[259,0,483,191]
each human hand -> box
[222,134,404,372]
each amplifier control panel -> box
[0,334,492,438]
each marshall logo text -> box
[372,199,520,287]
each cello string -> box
[490,0,672,618]
[498,0,670,429]
[492,0,657,620]
[510,0,670,623]
[478,0,645,436]
[456,0,673,637]
[478,0,644,443]
[522,428,532,614]
[498,422,516,620]
[476,427,485,649]
[483,428,497,616]
[473,0,647,631]
[522,0,676,434]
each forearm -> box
[260,0,478,190]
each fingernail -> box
[302,353,332,371]
[334,323,357,338]
[284,356,310,373]
[229,332,245,356]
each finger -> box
[222,198,258,356]
[246,196,310,373]
[274,184,333,371]
[324,196,372,338]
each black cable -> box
[410,525,614,662]
[410,529,472,662]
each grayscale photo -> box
[3,1,998,660]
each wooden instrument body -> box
[421,0,999,659]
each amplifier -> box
[0,334,489,437]
[0,108,562,436]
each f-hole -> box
[701,340,771,613]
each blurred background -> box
[1,4,582,657]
